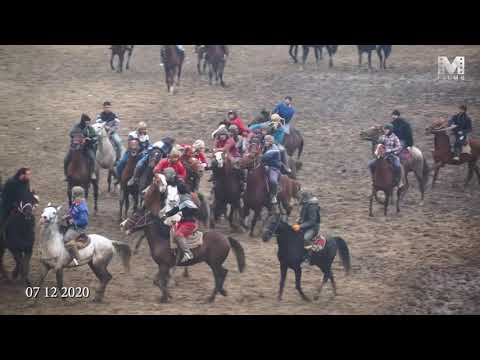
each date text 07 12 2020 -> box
[25,287,90,299]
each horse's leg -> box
[329,271,337,296]
[314,273,329,301]
[125,190,130,219]
[384,192,390,216]
[118,53,124,73]
[474,164,480,184]
[377,48,383,69]
[277,262,288,301]
[119,188,124,220]
[465,162,475,187]
[110,52,115,71]
[220,62,226,87]
[414,171,425,202]
[11,251,22,281]
[55,269,64,291]
[0,245,7,279]
[302,46,308,67]
[133,234,145,255]
[369,188,375,217]
[183,267,189,278]
[154,265,172,303]
[328,47,334,68]
[89,256,113,303]
[208,62,213,85]
[177,62,183,86]
[358,50,362,67]
[432,164,441,189]
[92,179,99,214]
[22,250,33,287]
[368,51,372,70]
[250,209,261,237]
[294,267,310,302]
[107,170,112,193]
[31,263,50,306]
[126,49,132,70]
[314,47,319,68]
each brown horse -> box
[67,134,99,212]
[369,144,406,217]
[205,45,228,87]
[162,45,184,94]
[122,191,245,303]
[119,140,141,220]
[239,149,301,236]
[284,126,304,163]
[425,119,480,188]
[110,45,134,73]
[360,125,430,202]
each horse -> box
[66,133,99,213]
[36,204,131,304]
[425,119,480,188]
[357,45,392,70]
[119,140,142,220]
[262,213,351,301]
[0,191,39,286]
[209,152,243,231]
[121,183,246,303]
[205,45,227,87]
[195,45,208,74]
[300,45,338,68]
[360,125,430,203]
[238,148,302,237]
[369,144,407,217]
[289,45,299,63]
[110,45,134,73]
[283,126,304,163]
[92,123,118,193]
[162,45,185,94]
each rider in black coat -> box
[391,110,414,148]
[0,168,33,231]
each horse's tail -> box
[333,237,351,275]
[111,240,132,273]
[228,237,246,273]
[422,156,430,189]
[196,192,209,227]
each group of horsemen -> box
[1,97,473,267]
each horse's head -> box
[120,207,152,236]
[150,173,168,194]
[146,149,163,170]
[360,125,383,143]
[213,151,225,168]
[40,203,62,226]
[425,118,448,135]
[92,123,107,138]
[262,213,288,242]
[128,139,141,157]
[71,133,86,151]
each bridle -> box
[121,210,154,233]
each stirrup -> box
[180,251,193,263]
[72,259,79,266]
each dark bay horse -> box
[119,140,141,220]
[284,126,304,163]
[210,152,243,231]
[360,125,430,203]
[67,134,99,212]
[425,119,480,188]
[300,45,338,68]
[110,45,134,73]
[239,149,301,237]
[162,45,185,94]
[205,45,228,87]
[121,206,246,303]
[0,190,39,285]
[357,45,392,69]
[369,144,407,217]
[263,213,351,301]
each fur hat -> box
[271,114,284,123]
[193,139,205,151]
[72,186,85,200]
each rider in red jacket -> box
[153,149,187,181]
[226,110,249,134]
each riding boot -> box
[66,242,81,266]
[176,237,193,263]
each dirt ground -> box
[1,45,480,315]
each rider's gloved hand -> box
[292,224,301,232]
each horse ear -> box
[56,206,62,212]
[47,202,51,207]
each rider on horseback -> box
[226,110,249,134]
[159,168,199,263]
[292,191,321,265]
[63,186,89,267]
[192,140,208,169]
[448,104,473,161]
[96,101,123,164]
[117,122,150,185]
[64,114,98,181]
[391,110,414,150]
[368,124,403,186]
[272,96,295,135]
[128,137,176,187]
[261,135,282,205]
[153,149,187,182]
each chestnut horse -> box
[66,134,99,212]
[121,176,245,303]
[238,147,301,237]
[119,140,141,220]
[425,119,480,188]
[369,144,407,217]
[162,45,184,94]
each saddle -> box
[311,234,327,252]
[170,230,203,250]
[75,233,91,250]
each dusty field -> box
[1,45,480,315]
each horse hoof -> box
[159,297,170,304]
[313,295,319,301]
[302,296,311,302]
[207,296,215,303]
[92,297,103,303]
[219,289,228,297]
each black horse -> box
[0,190,39,285]
[262,213,351,301]
[289,45,338,67]
[357,45,392,69]
[110,45,135,73]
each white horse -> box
[36,203,131,303]
[92,123,119,193]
